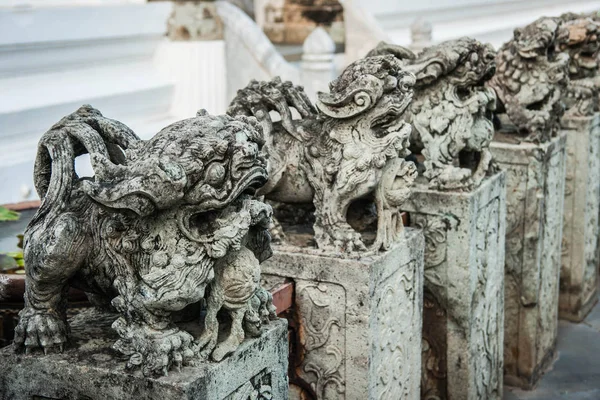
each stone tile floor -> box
[505,298,600,400]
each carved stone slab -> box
[401,171,506,400]
[261,229,424,399]
[489,133,567,389]
[560,115,600,322]
[0,309,289,400]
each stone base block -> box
[490,133,567,389]
[261,229,424,400]
[0,310,289,400]
[560,115,600,322]
[402,171,506,400]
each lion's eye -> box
[385,76,397,91]
[205,163,226,186]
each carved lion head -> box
[512,17,568,59]
[559,14,600,79]
[316,55,416,139]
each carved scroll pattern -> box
[226,368,273,400]
[420,289,448,400]
[371,260,419,400]
[471,198,503,399]
[411,214,448,289]
[295,280,346,399]
[562,137,576,264]
[502,165,528,276]
[582,123,600,307]
[411,214,449,398]
[497,163,528,375]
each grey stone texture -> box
[401,171,506,400]
[13,105,278,377]
[0,309,289,400]
[558,14,600,118]
[488,17,570,142]
[368,38,497,191]
[560,115,600,322]
[261,228,425,399]
[490,132,567,389]
[228,55,417,252]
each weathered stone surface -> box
[228,56,417,252]
[560,115,600,322]
[0,309,289,400]
[367,38,497,191]
[261,228,424,399]
[558,14,600,118]
[13,106,278,377]
[490,132,567,389]
[402,171,506,400]
[488,17,570,142]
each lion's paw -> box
[318,226,367,253]
[14,310,68,354]
[112,319,197,377]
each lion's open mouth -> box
[371,92,413,137]
[230,166,268,199]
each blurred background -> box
[1,0,599,205]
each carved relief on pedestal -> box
[540,146,566,349]
[410,214,449,399]
[371,261,420,399]
[421,289,448,400]
[581,123,600,307]
[562,140,576,264]
[294,280,346,399]
[471,198,502,399]
[411,214,448,289]
[503,166,527,277]
[227,369,274,400]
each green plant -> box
[0,206,20,222]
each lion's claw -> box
[113,321,198,377]
[14,311,68,355]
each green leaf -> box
[0,254,18,271]
[0,206,20,222]
[5,251,23,260]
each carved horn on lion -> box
[316,75,385,119]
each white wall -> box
[0,2,174,204]
[357,0,600,49]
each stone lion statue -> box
[228,55,417,252]
[558,13,600,117]
[488,17,570,142]
[14,105,277,376]
[367,38,497,191]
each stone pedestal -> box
[490,133,567,389]
[560,115,600,322]
[0,310,289,400]
[402,171,506,400]
[261,229,424,400]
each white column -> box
[301,27,336,101]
